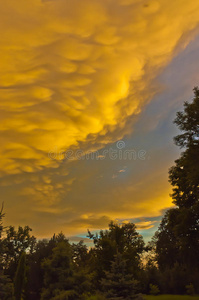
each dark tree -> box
[173,87,199,149]
[101,253,143,300]
[155,87,199,293]
[88,221,145,286]
[41,239,74,300]
[26,237,58,300]
[0,205,14,300]
[2,225,36,280]
[41,237,92,300]
[14,251,26,300]
[169,86,199,208]
[0,273,14,300]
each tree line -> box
[0,87,199,299]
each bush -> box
[83,293,106,300]
[134,294,144,300]
[0,273,14,300]
[186,283,195,295]
[149,284,160,295]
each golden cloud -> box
[1,0,199,176]
[1,0,199,237]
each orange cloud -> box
[1,0,199,176]
[1,0,199,237]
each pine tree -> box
[14,252,26,300]
[101,253,143,300]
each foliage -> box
[0,272,14,300]
[0,205,14,300]
[14,251,26,300]
[88,221,145,283]
[82,293,107,300]
[185,284,195,296]
[169,87,199,210]
[173,87,199,149]
[101,253,142,300]
[144,296,199,300]
[2,225,36,281]
[41,240,74,300]
[149,284,160,296]
[155,88,199,290]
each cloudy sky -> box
[1,0,199,241]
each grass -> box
[144,296,199,300]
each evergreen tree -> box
[14,251,26,300]
[101,253,143,300]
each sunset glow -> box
[1,0,199,239]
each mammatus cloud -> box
[1,0,199,175]
[1,0,199,236]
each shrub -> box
[149,284,160,295]
[186,283,195,295]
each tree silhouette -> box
[155,87,199,293]
[14,251,26,300]
[169,86,199,208]
[88,221,145,282]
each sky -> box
[1,0,199,242]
